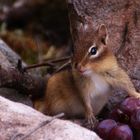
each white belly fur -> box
[89,73,110,115]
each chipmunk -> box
[37,21,140,126]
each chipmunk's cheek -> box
[87,62,98,73]
[85,63,91,70]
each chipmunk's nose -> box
[76,64,86,73]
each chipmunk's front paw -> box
[133,92,140,98]
[135,95,140,99]
[85,114,98,129]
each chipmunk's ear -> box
[98,24,108,45]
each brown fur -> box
[45,70,85,118]
[35,22,140,126]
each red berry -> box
[120,97,140,116]
[109,124,133,140]
[95,119,117,140]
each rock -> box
[0,96,102,140]
[0,39,26,68]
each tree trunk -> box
[0,39,46,105]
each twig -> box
[11,113,64,140]
[23,56,71,71]
[23,62,54,71]
[54,60,71,74]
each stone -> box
[0,96,101,140]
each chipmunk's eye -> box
[89,47,97,55]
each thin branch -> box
[23,62,54,71]
[54,60,71,74]
[23,56,71,71]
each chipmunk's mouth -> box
[77,68,92,75]
[74,63,92,76]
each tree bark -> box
[0,39,46,104]
[0,66,46,98]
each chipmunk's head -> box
[72,21,114,75]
